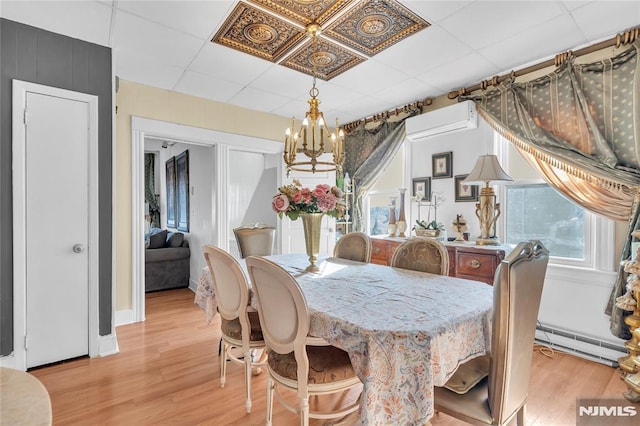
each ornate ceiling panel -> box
[281,37,366,80]
[325,0,429,56]
[211,0,430,80]
[249,0,354,26]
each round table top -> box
[0,367,52,426]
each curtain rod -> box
[448,26,640,100]
[342,98,432,132]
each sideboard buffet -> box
[370,236,512,285]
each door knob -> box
[72,244,85,254]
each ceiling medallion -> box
[244,23,278,44]
[358,14,392,36]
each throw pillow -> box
[148,229,168,249]
[166,232,184,248]
[443,353,490,394]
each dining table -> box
[195,253,493,426]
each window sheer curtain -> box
[343,111,417,232]
[461,40,640,339]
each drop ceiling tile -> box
[329,58,410,93]
[188,42,273,84]
[439,1,566,50]
[407,1,473,23]
[570,1,640,43]
[174,70,244,103]
[249,0,354,26]
[116,0,235,40]
[280,36,366,79]
[371,78,439,108]
[325,0,429,56]
[115,49,185,91]
[249,66,316,100]
[479,14,586,73]
[303,80,370,110]
[114,10,204,68]
[212,1,306,63]
[373,26,472,74]
[227,85,292,112]
[0,0,112,46]
[416,52,501,94]
[271,98,312,121]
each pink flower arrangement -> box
[272,180,346,220]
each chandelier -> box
[283,23,345,175]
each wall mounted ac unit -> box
[405,100,477,141]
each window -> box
[505,183,587,260]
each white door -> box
[24,92,90,368]
[281,154,337,256]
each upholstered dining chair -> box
[433,240,549,426]
[245,256,362,426]
[390,237,449,275]
[333,232,372,263]
[202,245,267,414]
[233,224,276,259]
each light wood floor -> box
[30,288,628,425]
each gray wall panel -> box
[0,18,113,356]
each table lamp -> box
[463,154,513,245]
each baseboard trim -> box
[115,309,134,327]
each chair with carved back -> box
[202,245,267,414]
[333,232,372,263]
[246,256,362,426]
[390,237,449,275]
[434,240,549,425]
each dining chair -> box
[434,240,549,426]
[233,224,276,258]
[390,237,449,275]
[202,245,267,414]
[245,256,362,426]
[333,231,372,263]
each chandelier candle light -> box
[463,154,513,245]
[283,23,345,175]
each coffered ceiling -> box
[1,1,638,125]
[213,0,428,79]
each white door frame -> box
[130,117,282,323]
[12,80,100,371]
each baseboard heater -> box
[535,324,627,367]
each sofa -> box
[145,228,190,292]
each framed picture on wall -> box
[176,150,190,232]
[412,177,431,201]
[432,151,453,179]
[165,156,176,228]
[454,174,478,202]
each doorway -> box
[130,117,282,323]
[12,80,99,370]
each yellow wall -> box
[115,80,290,311]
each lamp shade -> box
[463,154,513,184]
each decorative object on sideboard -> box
[282,24,344,175]
[432,151,452,179]
[451,215,468,242]
[388,196,397,237]
[463,155,513,245]
[414,220,443,238]
[396,188,408,237]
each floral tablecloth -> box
[196,254,493,425]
